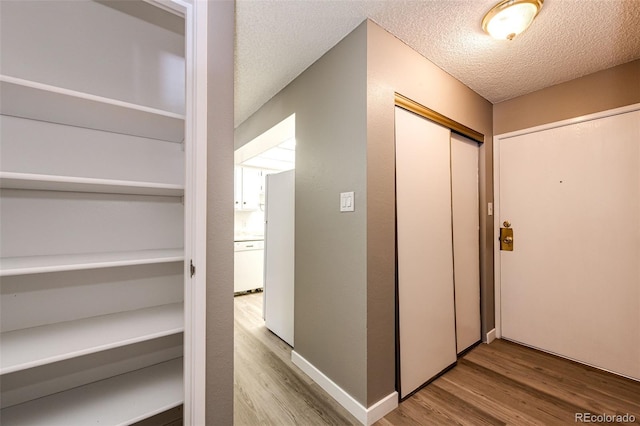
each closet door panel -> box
[395,107,457,398]
[451,133,481,353]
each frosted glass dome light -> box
[482,0,544,40]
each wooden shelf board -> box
[0,358,183,426]
[0,303,183,374]
[0,171,184,196]
[0,249,184,277]
[0,75,185,143]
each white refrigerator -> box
[263,169,295,346]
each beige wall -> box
[494,60,640,134]
[206,1,235,424]
[235,23,369,404]
[366,20,494,405]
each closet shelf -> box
[0,171,185,196]
[0,249,184,277]
[0,303,183,374]
[0,75,185,143]
[0,357,183,426]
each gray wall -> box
[206,1,235,424]
[235,22,369,405]
[292,23,369,405]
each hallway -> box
[235,292,640,425]
[234,292,359,425]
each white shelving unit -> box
[0,1,189,423]
[0,75,185,143]
[0,172,185,197]
[1,303,183,374]
[1,358,183,426]
[0,249,184,277]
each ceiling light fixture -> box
[482,0,544,41]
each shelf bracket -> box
[190,260,196,277]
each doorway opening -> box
[233,113,295,296]
[233,113,297,421]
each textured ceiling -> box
[235,0,640,127]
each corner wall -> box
[494,59,640,134]
[206,1,235,424]
[234,18,496,415]
[235,22,369,405]
[366,20,494,405]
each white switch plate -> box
[488,202,493,216]
[340,192,354,212]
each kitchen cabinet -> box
[234,240,265,293]
[234,166,262,211]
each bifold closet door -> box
[395,107,457,399]
[451,133,481,354]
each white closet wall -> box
[451,133,481,354]
[0,1,187,424]
[395,106,482,399]
[395,107,457,399]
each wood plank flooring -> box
[234,292,359,425]
[378,340,640,426]
[235,292,640,425]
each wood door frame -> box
[144,0,209,424]
[492,102,640,340]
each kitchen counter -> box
[234,235,264,242]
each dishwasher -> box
[234,240,264,293]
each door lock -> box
[500,221,514,251]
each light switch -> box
[340,192,355,212]
[488,202,493,216]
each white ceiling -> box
[235,0,640,128]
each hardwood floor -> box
[235,292,640,425]
[378,340,640,425]
[234,292,359,425]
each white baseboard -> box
[291,350,398,425]
[365,390,398,425]
[486,328,496,344]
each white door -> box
[497,108,640,380]
[451,133,481,354]
[264,170,295,346]
[395,107,457,398]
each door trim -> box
[184,1,209,424]
[493,102,640,339]
[145,0,209,424]
[395,93,484,144]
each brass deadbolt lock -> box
[500,221,514,251]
